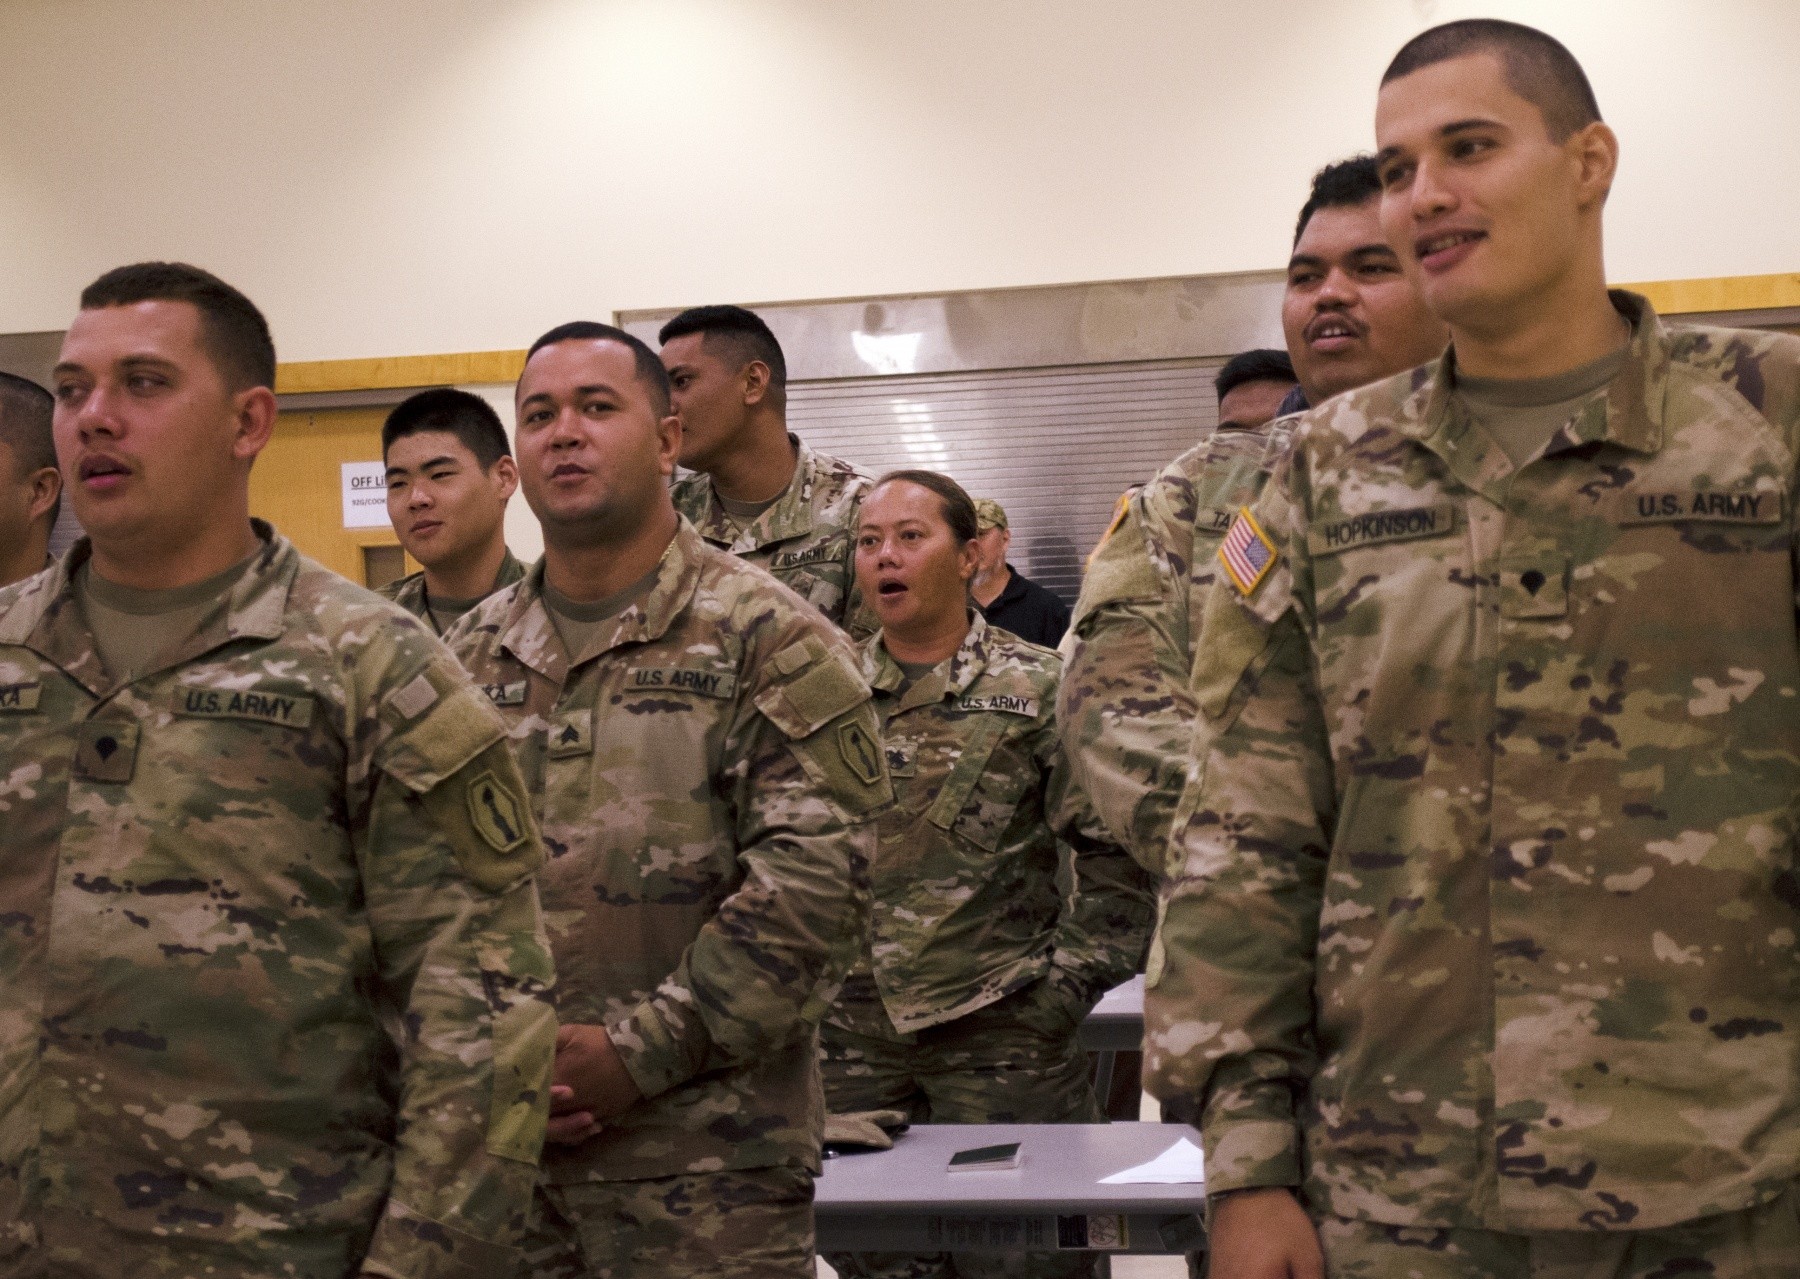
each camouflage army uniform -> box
[822,613,1156,1279]
[0,525,556,1279]
[380,548,527,631]
[672,433,874,633]
[1146,294,1800,1257]
[1057,417,1296,876]
[445,518,888,1279]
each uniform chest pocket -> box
[924,715,1036,853]
[1308,502,1465,629]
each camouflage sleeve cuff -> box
[606,999,702,1101]
[1200,1117,1304,1198]
[362,1199,519,1279]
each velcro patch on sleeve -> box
[382,679,508,793]
[388,671,439,721]
[756,649,871,740]
[1076,506,1160,610]
[1217,507,1278,596]
[416,742,544,893]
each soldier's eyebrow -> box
[52,353,180,378]
[1378,116,1508,167]
[386,454,457,479]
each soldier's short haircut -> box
[382,388,511,469]
[0,372,59,527]
[0,372,55,476]
[1214,348,1297,405]
[525,321,673,420]
[1382,19,1602,143]
[1294,155,1383,245]
[657,305,788,394]
[871,469,980,546]
[79,262,277,391]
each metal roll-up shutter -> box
[784,357,1222,605]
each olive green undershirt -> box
[1456,345,1628,469]
[716,489,783,534]
[425,592,486,636]
[895,658,940,688]
[542,567,660,661]
[79,554,258,682]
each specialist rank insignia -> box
[1218,507,1278,595]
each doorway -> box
[249,407,418,587]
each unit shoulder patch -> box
[467,768,530,853]
[417,742,543,893]
[1217,507,1278,596]
[838,721,884,786]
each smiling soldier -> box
[1058,155,1446,880]
[0,262,555,1278]
[1146,20,1800,1279]
[379,388,525,634]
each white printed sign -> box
[341,461,391,530]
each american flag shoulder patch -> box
[1218,507,1278,595]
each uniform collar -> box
[693,433,822,550]
[862,610,994,712]
[1403,290,1668,500]
[494,517,705,684]
[0,519,297,697]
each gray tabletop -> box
[1078,974,1145,1051]
[815,1122,1206,1255]
[817,1121,1202,1213]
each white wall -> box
[2,0,1797,367]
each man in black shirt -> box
[970,497,1069,647]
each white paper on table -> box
[1097,1136,1206,1184]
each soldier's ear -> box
[27,466,61,524]
[232,385,279,465]
[957,538,981,583]
[490,454,519,500]
[655,412,682,477]
[1569,119,1618,210]
[741,360,772,408]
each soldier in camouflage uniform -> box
[822,471,1155,1279]
[0,262,555,1278]
[446,321,888,1278]
[659,305,875,634]
[1058,156,1446,879]
[1149,22,1800,1278]
[378,388,527,634]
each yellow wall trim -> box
[275,349,526,395]
[1621,273,1800,316]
